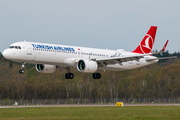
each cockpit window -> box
[9,46,21,49]
[9,46,14,48]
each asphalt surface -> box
[0,104,180,108]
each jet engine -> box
[35,64,56,73]
[77,59,98,73]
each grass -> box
[0,106,180,120]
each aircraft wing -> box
[152,40,169,55]
[93,54,147,67]
[94,54,177,67]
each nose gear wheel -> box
[19,62,25,74]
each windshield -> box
[9,46,21,49]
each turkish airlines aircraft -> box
[2,26,174,79]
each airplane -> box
[2,26,175,79]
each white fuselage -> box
[2,41,158,72]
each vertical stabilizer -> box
[132,26,157,54]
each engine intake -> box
[77,59,98,73]
[35,64,56,73]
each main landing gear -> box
[65,73,74,79]
[19,62,25,74]
[65,72,101,79]
[65,67,74,79]
[92,73,101,79]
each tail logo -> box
[140,34,153,54]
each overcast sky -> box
[0,0,180,53]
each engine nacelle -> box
[35,64,56,73]
[77,59,98,73]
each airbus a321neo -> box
[2,26,175,79]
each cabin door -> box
[25,43,32,55]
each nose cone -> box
[2,49,10,59]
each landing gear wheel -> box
[69,73,74,79]
[92,73,101,79]
[96,73,101,79]
[65,73,70,79]
[65,73,74,79]
[19,69,24,74]
[19,62,25,74]
[93,73,96,79]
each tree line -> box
[0,51,180,99]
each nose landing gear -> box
[19,69,24,74]
[19,62,25,74]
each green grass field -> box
[0,106,180,120]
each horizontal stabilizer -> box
[158,56,177,60]
[146,56,177,62]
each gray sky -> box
[0,0,180,53]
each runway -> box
[1,104,180,108]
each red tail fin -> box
[132,26,157,54]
